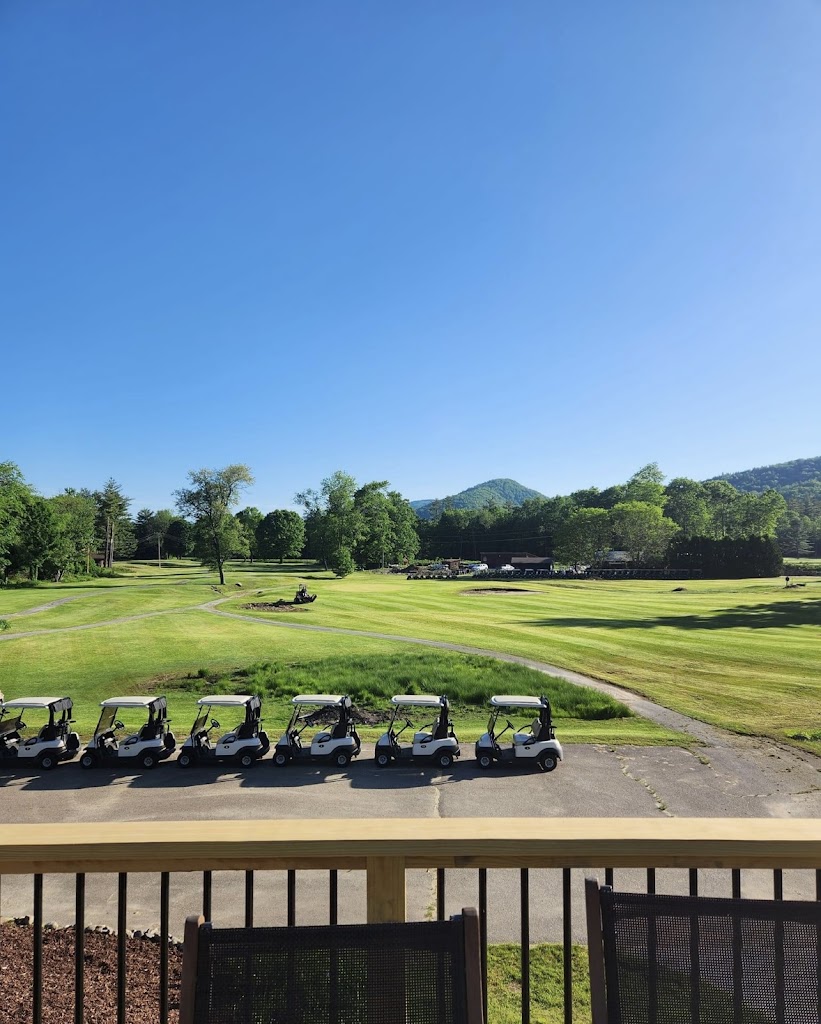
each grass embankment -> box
[189,650,672,745]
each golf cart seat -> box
[124,734,140,745]
[236,721,255,740]
[314,731,332,743]
[414,731,434,743]
[513,719,541,745]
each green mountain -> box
[412,478,545,519]
[709,456,821,503]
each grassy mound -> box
[184,651,632,720]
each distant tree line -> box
[0,458,813,584]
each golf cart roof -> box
[390,695,446,708]
[291,694,347,707]
[196,695,258,707]
[490,695,548,709]
[2,696,72,711]
[100,696,166,709]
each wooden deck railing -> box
[4,818,821,1024]
[4,818,821,921]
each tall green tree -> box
[11,496,60,580]
[235,507,263,563]
[175,465,254,584]
[48,490,97,577]
[95,479,131,567]
[257,509,305,563]
[0,462,33,580]
[664,478,711,536]
[554,507,612,568]
[624,463,666,506]
[296,471,362,576]
[611,501,679,565]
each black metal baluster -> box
[117,873,127,1024]
[437,868,446,921]
[160,872,170,1024]
[479,869,488,1024]
[563,868,572,1024]
[74,874,85,1024]
[202,870,212,920]
[816,871,821,1023]
[731,870,742,1024]
[605,868,614,888]
[287,870,296,927]
[245,871,254,928]
[520,868,530,1024]
[33,874,43,1024]
[329,870,338,925]
[647,869,657,1024]
[774,870,785,1024]
[689,868,698,896]
[646,868,656,894]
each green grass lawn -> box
[2,561,819,750]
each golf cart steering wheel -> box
[211,719,220,729]
[114,720,125,731]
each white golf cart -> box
[0,696,80,770]
[374,695,460,768]
[177,695,269,768]
[474,695,563,772]
[273,695,361,768]
[80,696,176,770]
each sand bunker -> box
[461,587,539,596]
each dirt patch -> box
[304,706,391,726]
[242,602,310,613]
[461,587,539,596]
[0,922,182,1024]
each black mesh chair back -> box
[180,909,483,1024]
[586,877,821,1024]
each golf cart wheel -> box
[334,751,352,768]
[437,752,454,769]
[80,753,96,770]
[141,752,158,770]
[477,753,493,770]
[538,753,558,773]
[375,751,391,768]
[177,752,193,769]
[273,751,290,767]
[38,753,57,771]
[240,753,255,769]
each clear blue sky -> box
[3,1,820,513]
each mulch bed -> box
[242,601,310,613]
[0,923,182,1024]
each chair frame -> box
[180,907,483,1024]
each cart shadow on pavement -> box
[0,757,544,793]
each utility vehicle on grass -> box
[274,695,360,768]
[374,695,460,768]
[474,695,562,772]
[293,584,317,604]
[0,697,80,770]
[178,695,269,768]
[80,696,175,770]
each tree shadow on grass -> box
[518,599,821,631]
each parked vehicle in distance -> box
[0,696,80,770]
[274,695,361,768]
[475,695,562,772]
[374,695,460,768]
[177,695,269,768]
[468,563,489,575]
[498,564,516,574]
[80,696,175,770]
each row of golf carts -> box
[0,692,563,773]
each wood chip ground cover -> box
[0,923,182,1024]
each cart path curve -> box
[2,580,202,619]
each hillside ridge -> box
[412,478,545,518]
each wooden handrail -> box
[2,818,821,875]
